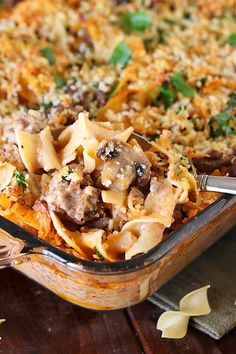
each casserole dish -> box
[1,0,236,310]
[0,194,235,310]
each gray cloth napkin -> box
[149,227,236,339]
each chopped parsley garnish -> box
[149,93,159,107]
[93,246,104,260]
[226,91,236,110]
[109,41,132,67]
[15,170,28,190]
[40,101,53,112]
[209,112,236,137]
[143,38,154,51]
[158,82,175,109]
[62,167,74,181]
[195,77,207,89]
[179,156,189,169]
[150,81,174,109]
[209,92,236,137]
[108,82,118,97]
[120,11,151,32]
[40,47,55,65]
[164,18,175,25]
[183,11,192,20]
[226,33,236,46]
[144,29,165,52]
[148,133,160,141]
[54,76,66,89]
[157,28,166,44]
[171,72,196,97]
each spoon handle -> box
[196,175,236,195]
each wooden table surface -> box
[0,268,235,354]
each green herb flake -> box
[143,38,154,51]
[159,83,175,109]
[148,133,160,141]
[195,77,207,89]
[226,92,236,110]
[93,246,104,260]
[15,170,28,191]
[164,18,175,25]
[158,28,166,44]
[179,156,189,169]
[54,76,66,89]
[171,72,196,97]
[0,0,5,8]
[40,47,55,65]
[108,82,118,97]
[176,165,183,177]
[226,33,236,46]
[209,92,236,137]
[40,101,53,112]
[149,93,159,107]
[62,167,74,181]
[150,81,174,109]
[109,41,132,67]
[183,11,192,20]
[143,28,165,52]
[120,11,151,32]
[209,112,236,137]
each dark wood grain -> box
[0,269,235,354]
[127,302,236,354]
[0,269,142,354]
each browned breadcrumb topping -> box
[0,0,235,260]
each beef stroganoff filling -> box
[0,112,198,261]
[0,0,235,261]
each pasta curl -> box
[2,112,199,261]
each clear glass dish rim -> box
[2,194,236,275]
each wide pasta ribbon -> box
[15,127,61,173]
[15,112,133,174]
[157,285,211,339]
[50,211,118,261]
[58,112,133,166]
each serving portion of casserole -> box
[0,0,235,261]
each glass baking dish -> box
[0,194,235,310]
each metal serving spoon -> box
[130,132,236,195]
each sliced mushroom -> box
[97,140,151,192]
[97,140,121,161]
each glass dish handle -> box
[0,228,36,269]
